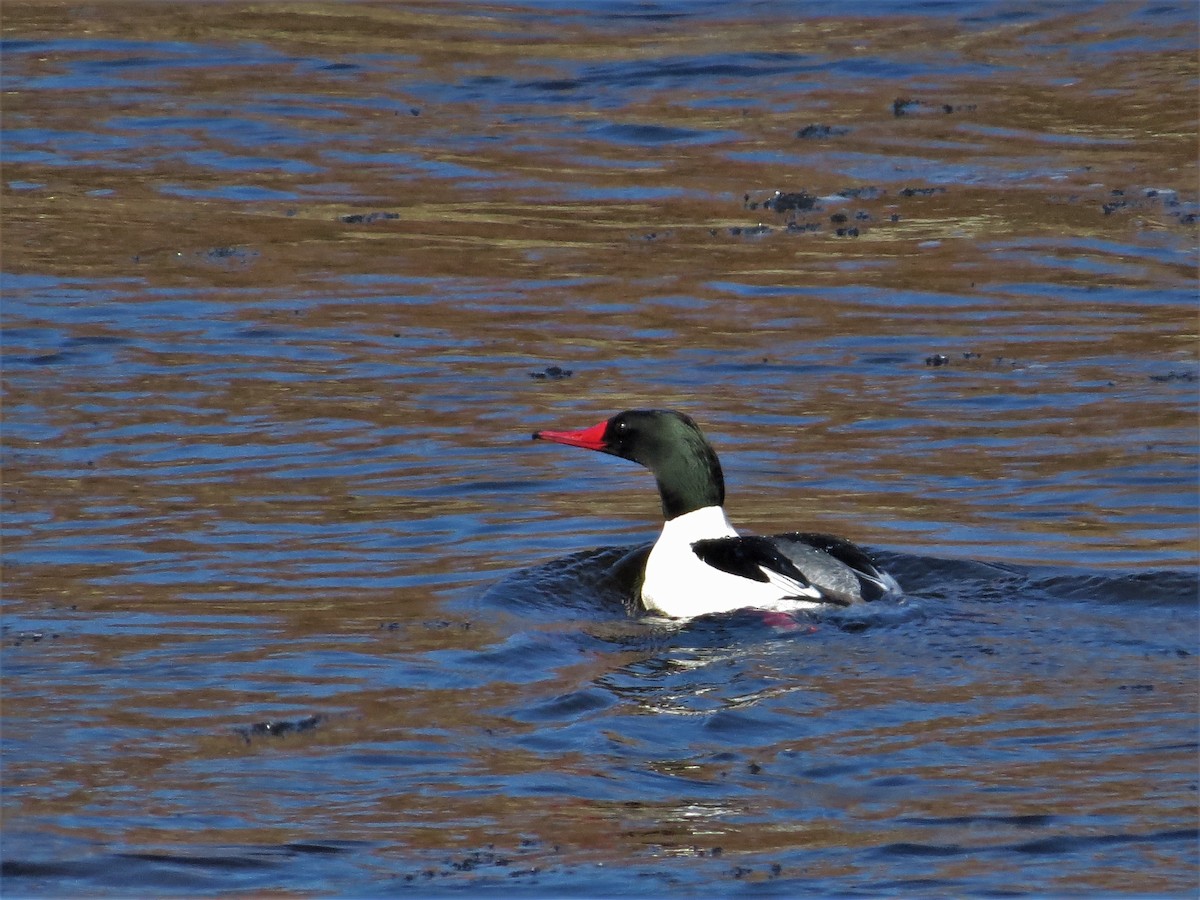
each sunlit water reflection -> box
[3,1,1197,895]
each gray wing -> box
[771,532,900,604]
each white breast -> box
[639,506,824,618]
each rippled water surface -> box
[3,1,1198,895]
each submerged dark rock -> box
[765,190,818,213]
[530,365,573,380]
[341,211,400,224]
[235,714,323,743]
[893,97,976,116]
[796,123,850,139]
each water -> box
[3,1,1198,895]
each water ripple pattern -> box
[2,1,1197,895]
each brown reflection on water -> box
[2,2,1197,893]
[4,3,1196,286]
[4,0,1195,578]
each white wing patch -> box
[760,566,823,600]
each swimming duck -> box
[533,409,902,618]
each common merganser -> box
[533,409,902,619]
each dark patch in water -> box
[235,714,324,743]
[6,629,62,647]
[1008,827,1199,855]
[796,123,850,139]
[204,246,256,263]
[341,211,400,224]
[116,851,276,871]
[283,841,357,855]
[1025,568,1198,607]
[893,97,976,117]
[483,544,650,619]
[899,813,1055,828]
[529,364,573,380]
[521,78,581,92]
[838,185,886,200]
[63,334,127,347]
[877,841,963,857]
[25,352,75,366]
[594,122,710,145]
[765,190,818,213]
[234,327,286,339]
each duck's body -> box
[533,409,901,618]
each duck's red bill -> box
[533,420,608,451]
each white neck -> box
[659,505,738,543]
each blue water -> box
[2,0,1197,895]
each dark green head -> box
[534,409,725,520]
